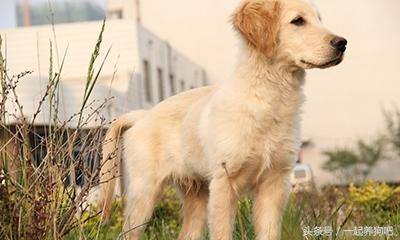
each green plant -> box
[0,20,112,240]
[66,198,124,240]
[323,137,385,182]
[348,181,400,224]
[384,108,400,157]
[60,184,400,240]
[143,187,182,239]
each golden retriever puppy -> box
[99,0,347,239]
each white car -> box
[290,163,315,192]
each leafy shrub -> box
[323,137,385,182]
[384,108,400,157]
[348,181,400,224]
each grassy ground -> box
[66,182,400,240]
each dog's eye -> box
[290,17,305,26]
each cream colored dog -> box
[98,0,347,239]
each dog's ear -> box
[232,0,281,58]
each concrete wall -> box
[0,17,208,123]
[2,75,125,128]
[0,19,139,87]
[137,24,170,108]
[0,19,142,122]
[130,24,209,109]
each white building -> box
[0,0,208,128]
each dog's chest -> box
[198,86,304,178]
[241,94,303,165]
[249,113,299,155]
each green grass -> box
[65,184,400,240]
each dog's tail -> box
[98,110,147,221]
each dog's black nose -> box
[330,36,347,52]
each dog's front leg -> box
[178,185,209,240]
[208,172,239,240]
[253,171,291,240]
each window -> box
[14,0,106,27]
[157,68,164,101]
[28,126,48,166]
[71,130,101,186]
[180,80,185,91]
[143,60,152,102]
[169,74,175,95]
[202,78,208,86]
[108,10,123,19]
[202,70,208,86]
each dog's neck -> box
[220,45,305,119]
[233,46,305,94]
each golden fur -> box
[99,110,147,218]
[98,0,346,239]
[232,0,281,58]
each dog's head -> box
[232,0,347,69]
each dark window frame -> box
[143,59,153,103]
[157,67,164,101]
[180,80,185,91]
[169,73,175,95]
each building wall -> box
[0,19,139,85]
[0,19,142,122]
[1,17,208,124]
[137,25,170,108]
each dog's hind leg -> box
[122,175,164,240]
[178,184,209,240]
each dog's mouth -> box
[300,55,343,69]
